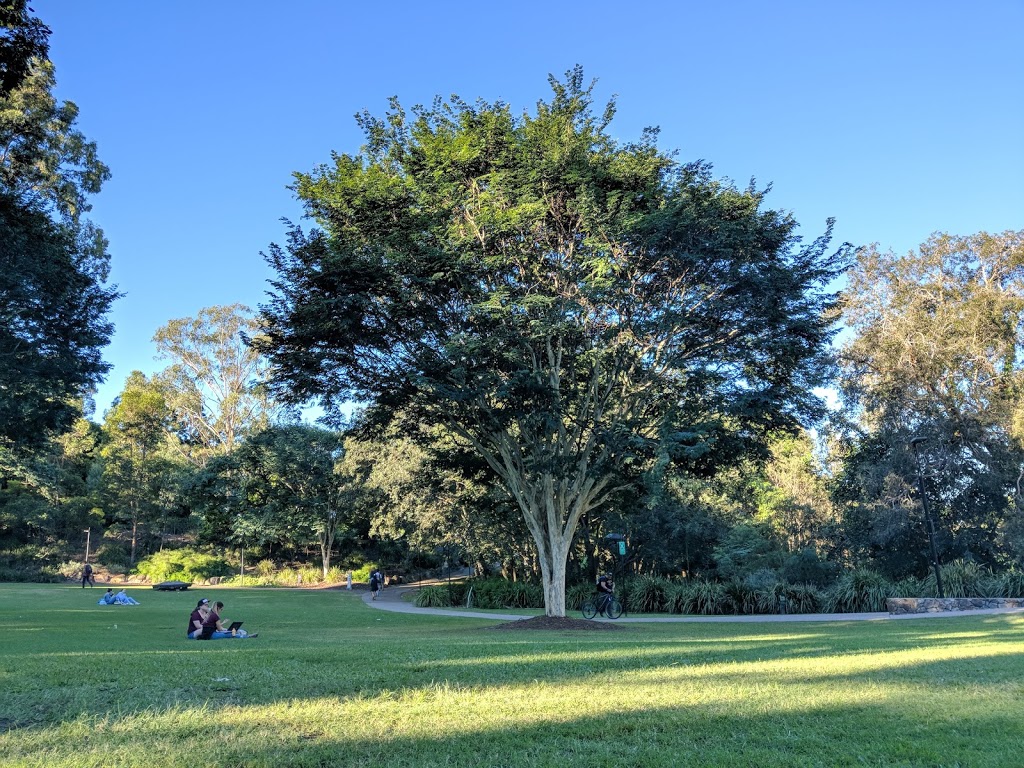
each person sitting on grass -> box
[98,588,115,605]
[186,598,211,639]
[113,589,140,605]
[199,601,256,639]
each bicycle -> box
[581,594,623,620]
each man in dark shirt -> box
[596,574,614,616]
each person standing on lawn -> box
[81,562,94,588]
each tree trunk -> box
[515,473,603,617]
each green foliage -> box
[781,547,837,587]
[724,579,758,614]
[325,566,347,584]
[566,582,594,611]
[825,568,892,613]
[349,563,377,583]
[837,230,1024,575]
[685,580,730,615]
[932,559,993,598]
[257,67,848,617]
[625,574,670,613]
[132,548,232,584]
[460,578,544,609]
[712,524,785,582]
[1001,569,1024,597]
[413,585,453,607]
[0,13,115,446]
[781,583,825,614]
[153,304,275,458]
[889,575,926,598]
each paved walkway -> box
[363,584,1024,623]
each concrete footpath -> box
[363,584,1024,623]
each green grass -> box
[1,584,1023,767]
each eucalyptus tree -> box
[257,69,848,616]
[837,230,1024,571]
[153,304,279,464]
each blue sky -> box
[37,1,1024,418]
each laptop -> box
[226,621,243,632]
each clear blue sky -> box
[36,1,1024,418]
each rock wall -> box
[886,597,1024,614]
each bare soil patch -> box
[489,615,622,631]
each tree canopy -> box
[836,230,1024,575]
[0,2,115,447]
[257,68,848,615]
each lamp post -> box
[910,437,945,598]
[83,528,91,564]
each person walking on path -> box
[369,569,383,600]
[81,562,94,588]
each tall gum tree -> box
[257,69,848,616]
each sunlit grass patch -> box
[1,584,1023,767]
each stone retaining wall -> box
[886,597,1024,614]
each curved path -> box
[363,584,1024,623]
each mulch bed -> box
[489,615,622,631]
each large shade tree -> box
[257,69,847,615]
[1,2,115,447]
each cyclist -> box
[596,573,615,616]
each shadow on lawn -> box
[6,687,1022,767]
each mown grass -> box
[1,584,1022,767]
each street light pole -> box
[83,528,91,564]
[910,437,945,598]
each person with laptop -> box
[199,601,256,639]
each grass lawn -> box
[1,584,1022,767]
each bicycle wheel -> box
[581,599,597,619]
[605,598,623,619]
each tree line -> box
[3,4,1024,616]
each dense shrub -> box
[457,578,544,609]
[0,563,63,582]
[687,580,729,615]
[930,559,1001,598]
[414,585,453,607]
[781,583,824,614]
[133,549,233,584]
[504,581,543,608]
[95,541,130,570]
[724,580,756,614]
[626,574,670,613]
[889,576,926,598]
[1001,570,1024,597]
[350,564,377,583]
[825,569,891,613]
[566,582,594,611]
[782,548,837,587]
